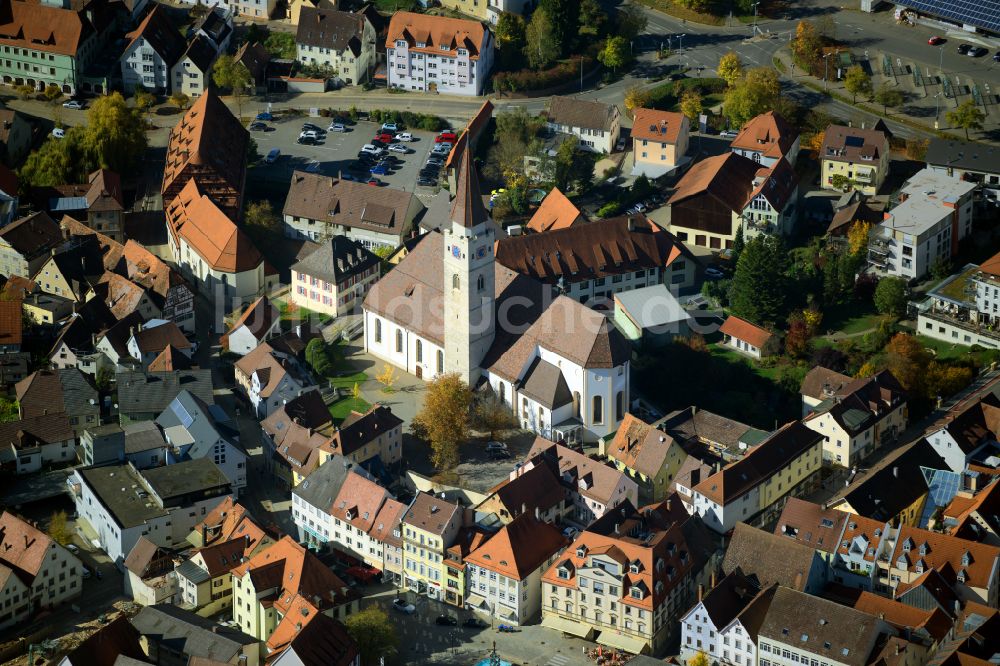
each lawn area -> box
[709,344,794,382]
[823,301,884,336]
[329,396,371,422]
[329,370,368,391]
[271,296,333,325]
[917,335,975,361]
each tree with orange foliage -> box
[804,130,826,156]
[791,20,822,72]
[848,220,873,257]
[884,333,930,394]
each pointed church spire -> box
[449,145,489,229]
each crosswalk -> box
[546,655,571,666]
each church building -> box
[362,151,631,443]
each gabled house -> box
[260,391,334,488]
[0,511,83,629]
[601,412,688,503]
[47,170,125,242]
[282,171,424,247]
[171,34,218,99]
[729,111,800,167]
[230,536,360,644]
[234,341,316,418]
[127,320,193,368]
[0,414,75,474]
[719,315,778,359]
[131,604,261,666]
[268,612,360,666]
[123,536,177,606]
[15,368,99,437]
[740,157,799,238]
[678,567,766,665]
[295,8,375,85]
[525,187,584,234]
[156,390,247,494]
[123,240,196,333]
[0,212,64,282]
[116,369,215,424]
[221,295,281,356]
[802,369,908,468]
[666,152,759,251]
[399,491,469,602]
[0,109,32,169]
[546,95,621,154]
[943,479,1000,545]
[723,522,830,593]
[322,404,404,469]
[121,4,186,93]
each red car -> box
[928,35,944,45]
[374,133,393,143]
[436,132,458,143]
[367,178,381,186]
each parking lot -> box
[246,116,448,200]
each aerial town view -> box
[1,0,1000,663]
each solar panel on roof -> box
[898,0,1000,34]
[844,136,865,148]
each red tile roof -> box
[526,187,583,234]
[387,11,488,60]
[630,109,688,144]
[465,513,566,580]
[730,112,799,161]
[719,315,772,348]
[167,179,262,273]
[0,300,23,347]
[0,511,53,582]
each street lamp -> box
[667,36,672,53]
[678,34,686,52]
[823,52,835,90]
[751,2,760,37]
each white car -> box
[395,132,414,142]
[486,441,508,452]
[388,144,409,154]
[299,130,320,140]
[381,122,399,132]
[62,100,83,110]
[720,130,739,138]
[392,599,416,614]
[328,123,346,132]
[82,567,92,579]
[360,144,382,156]
[66,544,79,554]
[51,128,66,139]
[562,526,579,539]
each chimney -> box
[535,506,541,520]
[627,217,635,231]
[202,523,208,545]
[521,502,527,516]
[614,522,620,534]
[697,583,704,602]
[666,498,671,511]
[894,642,901,656]
[893,466,899,479]
[710,571,716,589]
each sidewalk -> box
[772,46,1000,143]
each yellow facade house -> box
[600,413,687,503]
[400,491,466,602]
[820,124,890,195]
[630,108,690,179]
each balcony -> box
[854,169,875,184]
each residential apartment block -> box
[601,413,688,503]
[679,568,771,665]
[295,8,375,85]
[400,491,468,602]
[121,5,185,94]
[869,169,975,280]
[925,137,1000,200]
[386,12,494,96]
[730,111,801,167]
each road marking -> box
[546,656,570,666]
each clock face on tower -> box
[476,246,487,259]
[452,245,461,258]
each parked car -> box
[968,46,988,57]
[928,35,945,45]
[995,51,1000,62]
[360,144,382,155]
[249,121,268,131]
[51,128,65,139]
[302,123,325,133]
[381,122,400,132]
[299,130,320,140]
[704,267,725,279]
[436,132,458,143]
[367,178,381,186]
[486,441,508,452]
[957,43,972,55]
[396,132,415,142]
[328,123,346,132]
[388,144,409,154]
[255,112,273,121]
[82,567,92,579]
[435,615,458,626]
[720,129,739,138]
[561,526,579,539]
[265,148,280,163]
[374,132,393,144]
[392,599,416,614]
[426,157,444,166]
[464,617,489,629]
[616,139,626,151]
[62,100,84,110]
[66,544,79,554]
[370,165,389,175]
[417,177,437,187]
[297,135,318,145]
[371,139,387,149]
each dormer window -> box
[895,556,907,570]
[576,546,587,558]
[957,568,967,583]
[918,543,928,556]
[396,40,406,47]
[629,586,644,600]
[558,566,571,580]
[962,551,972,566]
[629,562,641,574]
[902,538,913,552]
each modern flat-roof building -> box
[69,459,232,567]
[869,168,976,280]
[926,138,1000,199]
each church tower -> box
[442,149,495,385]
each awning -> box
[597,631,649,655]
[542,614,595,639]
[466,594,487,609]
